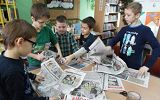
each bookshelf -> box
[0,0,17,28]
[94,0,120,43]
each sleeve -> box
[143,27,160,68]
[70,33,79,53]
[108,27,124,47]
[49,28,58,46]
[5,71,47,100]
[73,47,87,58]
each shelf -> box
[0,0,17,27]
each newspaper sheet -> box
[66,58,91,69]
[68,71,104,99]
[89,37,107,56]
[65,91,108,100]
[36,58,86,97]
[114,68,150,88]
[37,58,64,97]
[104,75,125,91]
[58,68,86,94]
[94,54,127,75]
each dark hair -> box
[31,3,50,21]
[56,15,67,23]
[2,19,37,48]
[126,2,142,15]
[82,16,96,29]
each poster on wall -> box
[135,0,160,37]
[45,0,74,9]
[145,12,160,37]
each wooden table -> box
[30,64,160,100]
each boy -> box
[108,2,160,77]
[28,3,62,70]
[64,16,97,64]
[0,19,57,100]
[55,15,78,57]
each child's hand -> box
[57,51,63,59]
[64,54,74,64]
[36,51,45,61]
[35,75,44,83]
[77,57,83,63]
[138,66,149,78]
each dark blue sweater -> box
[79,33,97,52]
[109,24,160,69]
[0,52,48,100]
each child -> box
[55,15,78,57]
[108,2,160,77]
[64,16,97,64]
[27,3,62,70]
[0,19,57,100]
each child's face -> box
[32,16,48,32]
[19,37,36,57]
[81,23,90,36]
[124,8,140,25]
[55,21,67,34]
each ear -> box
[136,13,140,19]
[15,37,24,47]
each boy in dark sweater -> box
[108,2,160,77]
[0,19,57,100]
[64,16,97,64]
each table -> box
[30,64,160,100]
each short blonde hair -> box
[126,2,142,15]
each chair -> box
[113,45,120,56]
[143,54,160,77]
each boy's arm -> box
[54,43,62,58]
[28,52,44,61]
[5,72,48,100]
[65,47,87,64]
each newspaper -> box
[42,50,57,61]
[114,68,150,88]
[36,58,86,97]
[58,68,86,94]
[89,37,107,56]
[94,53,127,75]
[65,91,108,100]
[36,58,64,97]
[104,75,125,91]
[66,58,91,69]
[68,71,104,99]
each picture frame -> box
[45,0,74,10]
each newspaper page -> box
[37,58,64,97]
[89,37,107,56]
[104,75,125,91]
[65,91,108,100]
[66,58,91,69]
[94,54,127,75]
[67,71,105,99]
[58,68,86,94]
[114,68,150,88]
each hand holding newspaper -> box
[114,68,150,88]
[89,37,113,56]
[35,58,86,97]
